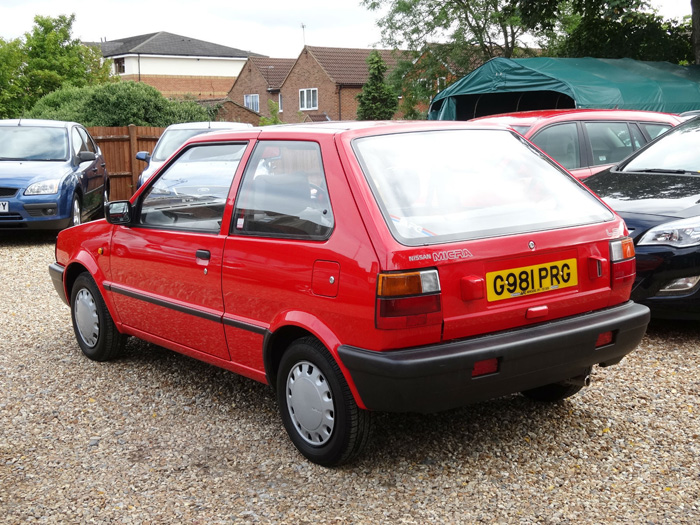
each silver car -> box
[136,122,252,187]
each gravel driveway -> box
[1,231,699,523]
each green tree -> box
[356,51,399,120]
[362,0,542,117]
[559,10,692,61]
[22,15,112,110]
[518,0,692,63]
[0,38,27,119]
[29,81,212,127]
[0,14,112,118]
[694,0,700,64]
[362,0,532,62]
[260,100,284,126]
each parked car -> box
[0,119,108,230]
[585,115,700,319]
[50,121,649,466]
[136,121,252,187]
[471,109,682,180]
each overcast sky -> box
[0,0,692,59]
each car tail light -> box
[376,269,442,329]
[610,237,636,289]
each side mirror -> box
[136,151,151,163]
[106,201,132,225]
[78,151,97,163]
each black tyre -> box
[276,337,371,467]
[69,193,82,226]
[70,273,125,362]
[521,367,592,402]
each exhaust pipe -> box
[564,373,592,388]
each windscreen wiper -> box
[635,168,696,174]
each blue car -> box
[0,119,109,230]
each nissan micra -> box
[50,121,649,466]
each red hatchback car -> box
[50,121,649,466]
[471,109,682,179]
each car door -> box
[71,126,103,215]
[108,142,248,361]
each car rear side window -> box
[584,122,634,165]
[640,123,671,140]
[352,129,613,246]
[139,143,246,233]
[233,140,334,240]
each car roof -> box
[163,121,252,131]
[185,120,504,144]
[470,109,682,128]
[0,119,79,128]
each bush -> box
[28,81,212,126]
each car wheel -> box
[69,194,82,226]
[70,273,125,362]
[276,336,371,467]
[521,367,592,402]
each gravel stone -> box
[1,230,699,523]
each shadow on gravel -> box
[0,230,58,246]
[117,337,277,414]
[645,317,700,339]
[100,336,592,469]
[361,394,584,468]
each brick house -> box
[274,46,407,123]
[199,98,261,126]
[99,32,265,100]
[227,57,296,119]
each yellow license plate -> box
[486,259,578,302]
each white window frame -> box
[278,94,283,113]
[299,88,318,111]
[244,94,260,112]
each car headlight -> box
[25,179,60,195]
[638,217,700,248]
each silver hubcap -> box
[75,288,99,347]
[286,361,335,445]
[72,197,81,225]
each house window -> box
[278,94,283,113]
[299,88,318,111]
[114,58,125,74]
[244,94,260,112]
[437,77,447,93]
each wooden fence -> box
[88,125,164,201]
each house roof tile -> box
[250,57,296,89]
[305,46,409,85]
[100,32,265,59]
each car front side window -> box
[531,123,581,170]
[138,143,246,233]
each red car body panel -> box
[51,121,649,415]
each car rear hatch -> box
[408,224,635,342]
[348,125,635,342]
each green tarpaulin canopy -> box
[429,57,700,120]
